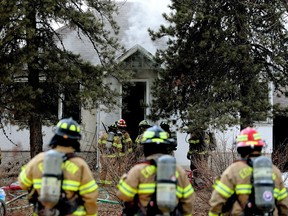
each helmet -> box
[139,120,151,128]
[236,127,264,157]
[108,124,117,132]
[141,126,173,157]
[116,119,127,128]
[141,126,171,145]
[54,117,81,140]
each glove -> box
[187,153,191,160]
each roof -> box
[117,44,155,63]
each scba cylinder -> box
[253,156,275,213]
[39,150,65,207]
[106,132,115,148]
[156,155,177,213]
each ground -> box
[1,176,211,216]
[0,153,211,216]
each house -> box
[0,1,285,168]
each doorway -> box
[122,82,147,142]
[273,116,288,170]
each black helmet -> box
[138,120,151,128]
[54,117,81,140]
[141,126,170,145]
[108,123,117,132]
[141,126,172,156]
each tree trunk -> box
[29,115,43,158]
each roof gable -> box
[117,44,155,63]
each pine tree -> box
[149,0,288,132]
[0,0,127,157]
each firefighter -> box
[117,126,195,216]
[116,118,133,156]
[135,120,151,146]
[18,118,98,216]
[98,123,122,186]
[134,120,151,161]
[209,127,288,215]
[160,121,177,153]
[186,128,212,187]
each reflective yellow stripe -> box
[106,154,116,158]
[214,180,234,198]
[275,188,288,200]
[125,138,132,143]
[138,183,155,194]
[183,184,194,198]
[117,179,137,198]
[72,205,97,216]
[177,184,194,198]
[79,180,98,195]
[113,143,122,148]
[189,140,200,144]
[33,179,42,189]
[19,170,33,187]
[235,184,252,194]
[62,179,80,191]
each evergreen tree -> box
[0,0,127,157]
[149,0,288,132]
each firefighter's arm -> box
[116,167,139,202]
[274,168,288,215]
[177,167,195,215]
[79,161,98,216]
[209,167,235,215]
[18,156,37,191]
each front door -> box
[122,82,147,142]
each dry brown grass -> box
[0,148,233,216]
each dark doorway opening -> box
[122,82,146,142]
[273,116,288,150]
[273,116,288,171]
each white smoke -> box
[118,0,171,54]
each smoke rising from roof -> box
[117,0,171,55]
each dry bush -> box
[272,142,288,172]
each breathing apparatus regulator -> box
[156,155,177,214]
[39,149,65,207]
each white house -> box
[1,1,286,168]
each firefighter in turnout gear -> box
[98,123,122,186]
[116,119,133,157]
[134,120,151,161]
[187,129,210,171]
[209,127,288,216]
[186,128,211,187]
[18,118,98,216]
[160,121,177,153]
[117,126,195,216]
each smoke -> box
[119,0,171,54]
